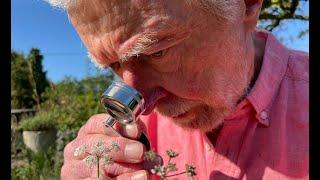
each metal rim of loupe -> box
[112,82,144,103]
[101,81,145,125]
[101,97,134,125]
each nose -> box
[118,61,168,115]
[120,60,152,92]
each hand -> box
[61,113,149,180]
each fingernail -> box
[131,170,148,180]
[125,142,143,161]
[123,124,140,138]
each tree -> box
[11,51,35,109]
[259,0,309,32]
[11,49,50,109]
[27,48,50,110]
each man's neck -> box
[205,123,224,147]
[236,32,265,104]
[248,32,266,90]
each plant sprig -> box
[144,149,196,180]
[74,141,120,178]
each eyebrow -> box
[119,34,161,62]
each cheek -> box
[161,67,210,102]
[146,49,181,73]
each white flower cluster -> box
[73,141,120,168]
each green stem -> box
[97,156,100,178]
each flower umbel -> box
[73,145,87,157]
[185,164,196,177]
[145,149,196,180]
[166,149,178,158]
[144,150,156,161]
[74,141,120,178]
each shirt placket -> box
[205,116,251,179]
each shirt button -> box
[260,111,268,120]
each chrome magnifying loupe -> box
[101,81,145,131]
[100,81,158,156]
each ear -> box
[243,0,263,31]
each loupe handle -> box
[103,117,122,137]
[103,116,151,150]
[101,81,150,150]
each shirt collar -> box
[245,29,290,126]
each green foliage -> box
[146,149,196,179]
[12,165,38,180]
[27,48,50,109]
[259,0,308,31]
[41,74,113,131]
[28,48,50,97]
[18,111,57,131]
[11,73,114,179]
[11,48,50,109]
[12,147,59,180]
[11,51,35,108]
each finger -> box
[116,119,147,139]
[78,114,147,140]
[115,170,149,180]
[61,159,144,180]
[61,161,92,180]
[64,135,146,163]
[77,114,121,137]
[103,162,143,177]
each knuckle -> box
[88,113,107,125]
[60,164,70,180]
[63,138,78,160]
[60,161,91,179]
[105,163,142,177]
[106,163,123,176]
[77,125,87,137]
[79,113,108,136]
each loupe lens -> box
[101,81,144,124]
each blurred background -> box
[11,0,309,179]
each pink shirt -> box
[140,30,309,180]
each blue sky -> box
[12,0,309,83]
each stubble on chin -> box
[155,96,233,132]
[170,105,231,132]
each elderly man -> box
[49,0,309,179]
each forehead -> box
[67,0,194,64]
[68,0,191,38]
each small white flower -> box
[83,155,97,167]
[111,141,120,151]
[102,155,113,166]
[73,145,87,157]
[92,141,107,156]
[74,140,120,178]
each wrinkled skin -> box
[62,0,264,179]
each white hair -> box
[46,0,76,9]
[87,52,105,69]
[46,0,239,22]
[119,34,158,62]
[87,34,158,69]
[48,0,240,68]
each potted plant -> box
[18,111,57,153]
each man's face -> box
[68,0,253,132]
